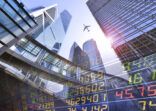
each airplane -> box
[83,24,91,32]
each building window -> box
[16,38,41,56]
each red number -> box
[137,86,145,97]
[116,90,123,99]
[148,84,156,96]
[125,88,134,99]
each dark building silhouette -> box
[69,42,90,69]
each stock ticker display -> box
[0,53,156,111]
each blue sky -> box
[21,0,128,78]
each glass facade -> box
[1,0,156,111]
[83,39,105,72]
[0,0,36,54]
[86,0,156,111]
[69,42,90,69]
[60,10,72,33]
[87,0,156,62]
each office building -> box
[83,39,105,72]
[60,10,72,33]
[69,42,90,69]
[1,0,155,111]
[87,0,156,84]
[87,0,156,62]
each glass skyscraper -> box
[87,0,156,62]
[87,1,156,111]
[69,42,90,69]
[1,0,156,111]
[60,10,72,33]
[83,39,105,72]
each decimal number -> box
[115,83,156,100]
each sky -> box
[20,0,128,79]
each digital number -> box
[87,95,92,103]
[81,96,86,104]
[124,62,131,71]
[75,97,80,105]
[148,84,156,96]
[137,86,145,97]
[92,83,98,92]
[103,93,107,102]
[125,88,134,99]
[98,82,105,91]
[68,107,76,111]
[101,104,108,111]
[138,101,147,111]
[129,73,143,84]
[93,94,99,102]
[80,87,85,94]
[116,90,123,99]
[149,100,156,107]
[152,70,156,80]
[82,107,87,111]
[85,85,91,93]
[139,100,156,111]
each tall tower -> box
[87,0,156,62]
[87,0,156,83]
[60,10,72,33]
[83,39,105,72]
[69,42,90,69]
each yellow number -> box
[103,93,107,102]
[134,73,143,84]
[87,95,92,103]
[75,97,80,105]
[101,104,108,111]
[82,107,87,111]
[93,94,99,102]
[80,87,85,94]
[149,100,156,107]
[85,85,91,93]
[124,62,131,71]
[70,98,75,106]
[152,70,156,80]
[68,108,77,111]
[81,96,86,104]
[98,82,104,91]
[97,71,104,80]
[93,105,100,111]
[92,83,98,92]
[138,101,147,111]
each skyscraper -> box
[87,0,156,62]
[69,42,90,69]
[60,10,72,33]
[83,39,105,72]
[87,0,156,85]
